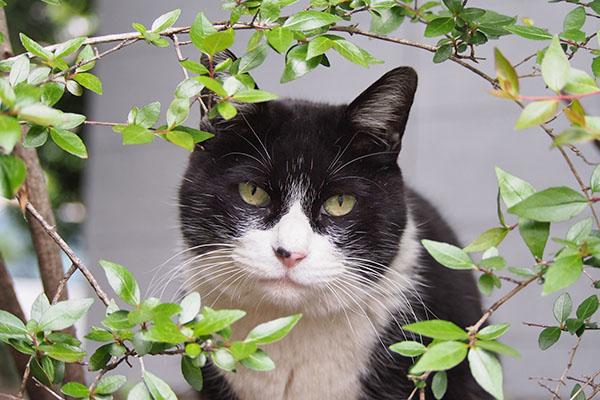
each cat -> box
[178,55,492,399]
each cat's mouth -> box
[259,276,308,290]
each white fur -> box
[186,203,422,400]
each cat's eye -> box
[322,195,356,217]
[238,183,271,207]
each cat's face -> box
[179,67,418,316]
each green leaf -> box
[152,303,182,318]
[514,100,558,129]
[508,186,587,222]
[281,43,322,83]
[102,310,136,330]
[73,72,103,95]
[576,295,598,320]
[542,254,583,295]
[0,310,28,343]
[143,371,177,400]
[217,101,237,120]
[433,44,453,64]
[36,343,86,362]
[54,36,87,59]
[20,33,52,60]
[0,155,26,199]
[495,167,535,208]
[61,382,90,398]
[478,274,494,296]
[432,370,448,400]
[389,340,427,357]
[508,266,537,278]
[411,341,468,374]
[424,17,455,38]
[213,347,237,371]
[0,116,21,154]
[89,344,112,371]
[443,0,462,13]
[245,314,301,344]
[266,26,294,54]
[564,6,586,32]
[96,374,127,394]
[494,48,519,95]
[100,259,140,306]
[553,293,572,324]
[571,384,585,400]
[195,76,228,97]
[76,44,96,72]
[282,10,341,31]
[175,126,214,143]
[181,355,203,391]
[175,78,204,99]
[468,348,504,400]
[0,77,15,107]
[567,218,593,244]
[41,82,65,106]
[553,127,597,147]
[151,9,181,32]
[166,97,190,129]
[464,228,509,252]
[194,309,246,336]
[201,29,235,56]
[261,0,280,22]
[185,343,201,358]
[332,40,368,67]
[135,101,161,129]
[128,308,153,325]
[239,349,275,371]
[179,292,201,324]
[19,104,64,126]
[166,130,195,151]
[475,340,520,358]
[477,324,510,341]
[38,298,93,331]
[190,11,217,52]
[229,341,258,360]
[27,67,51,85]
[9,56,29,86]
[122,124,154,145]
[127,381,152,400]
[538,326,561,350]
[31,293,50,322]
[238,44,269,74]
[233,89,278,103]
[370,7,406,35]
[403,319,468,340]
[180,60,209,75]
[564,68,599,94]
[518,218,550,260]
[85,326,115,342]
[542,36,570,93]
[422,239,474,270]
[504,25,553,40]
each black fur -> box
[179,65,492,399]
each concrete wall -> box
[84,1,600,398]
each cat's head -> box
[179,62,418,316]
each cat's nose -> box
[274,247,307,269]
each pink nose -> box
[274,247,307,268]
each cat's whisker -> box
[330,150,397,176]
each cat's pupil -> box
[337,195,344,207]
[251,185,257,196]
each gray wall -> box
[84,1,600,398]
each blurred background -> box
[1,0,600,398]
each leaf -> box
[73,72,103,94]
[477,324,510,341]
[514,100,558,129]
[370,6,406,35]
[76,44,96,72]
[403,319,468,340]
[194,309,246,336]
[478,274,494,296]
[542,254,583,295]
[38,298,93,331]
[230,341,258,360]
[61,382,90,398]
[166,130,195,151]
[433,44,453,63]
[212,347,237,371]
[432,370,448,399]
[50,127,88,158]
[282,10,341,31]
[180,60,209,75]
[266,26,294,54]
[494,48,519,95]
[143,371,177,400]
[0,77,15,107]
[0,310,28,343]
[389,340,427,357]
[41,82,65,106]
[281,43,322,83]
[185,343,201,358]
[217,101,237,120]
[175,126,214,143]
[102,310,136,330]
[54,36,87,59]
[553,293,572,324]
[166,97,190,129]
[151,9,181,32]
[410,341,468,374]
[238,44,269,74]
[36,343,86,362]
[0,155,26,199]
[424,17,455,38]
[195,76,228,97]
[475,340,520,358]
[96,375,127,394]
[553,127,597,147]
[260,0,280,22]
[85,326,114,342]
[507,186,587,223]
[564,68,599,94]
[201,29,235,56]
[563,6,586,32]
[245,314,301,344]
[181,355,203,391]
[122,124,154,145]
[9,56,30,86]
[542,36,570,92]
[468,348,504,400]
[508,266,537,278]
[190,11,217,52]
[571,384,586,400]
[464,228,509,252]
[239,349,275,371]
[179,292,201,324]
[19,104,64,126]
[27,67,51,85]
[0,116,21,154]
[31,293,50,322]
[332,40,368,67]
[20,33,52,60]
[518,218,550,260]
[421,240,474,270]
[538,326,561,350]
[576,295,599,320]
[233,89,278,103]
[567,218,593,244]
[443,0,462,13]
[495,167,535,208]
[136,102,161,128]
[504,25,553,40]
[89,344,112,371]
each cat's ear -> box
[341,67,417,154]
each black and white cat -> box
[178,61,492,399]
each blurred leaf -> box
[0,310,28,343]
[542,254,583,295]
[230,341,258,360]
[283,11,341,31]
[0,115,21,154]
[102,310,136,330]
[411,341,468,374]
[403,319,468,340]
[0,155,26,199]
[30,293,50,322]
[563,6,586,31]
[475,340,520,358]
[239,349,275,371]
[96,375,127,394]
[85,326,114,342]
[389,340,427,357]
[468,348,504,400]
[9,56,29,86]
[261,0,280,22]
[143,371,177,400]
[570,384,585,400]
[36,343,86,362]
[0,77,15,107]
[432,371,448,400]
[566,218,593,244]
[504,25,553,40]
[194,309,246,336]
[494,48,519,95]
[127,381,152,400]
[175,78,204,99]
[564,68,599,94]
[514,100,558,129]
[538,326,561,350]
[233,89,277,103]
[422,240,474,270]
[151,9,181,32]
[245,314,301,344]
[213,347,237,371]
[553,127,597,147]
[38,298,93,331]
[542,36,570,92]
[217,101,237,120]
[166,130,195,151]
[181,355,203,390]
[19,103,64,126]
[508,186,587,222]
[179,292,201,324]
[180,60,209,75]
[167,97,190,128]
[196,76,228,97]
[122,124,154,145]
[478,274,495,296]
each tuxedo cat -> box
[178,61,492,399]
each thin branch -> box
[52,263,78,305]
[569,369,600,399]
[22,200,111,307]
[552,336,584,400]
[30,377,64,400]
[171,34,189,79]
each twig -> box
[569,368,600,399]
[552,336,584,400]
[51,263,78,305]
[22,200,111,307]
[539,381,563,398]
[17,357,33,398]
[30,377,64,400]
[171,34,189,79]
